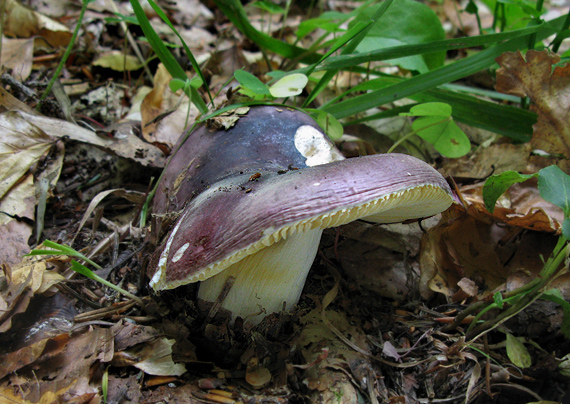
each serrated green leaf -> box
[482,171,537,213]
[538,165,570,217]
[505,333,532,368]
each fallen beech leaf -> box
[496,50,570,171]
[126,337,186,376]
[419,205,558,299]
[0,111,53,199]
[1,37,33,80]
[4,0,72,47]
[4,110,165,167]
[141,63,199,147]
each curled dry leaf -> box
[141,64,200,147]
[6,110,166,167]
[419,204,559,299]
[0,111,64,266]
[496,50,570,171]
[0,255,65,333]
[4,0,72,47]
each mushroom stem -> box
[197,228,324,324]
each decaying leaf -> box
[0,112,65,266]
[0,255,65,332]
[4,0,72,47]
[419,204,558,299]
[3,110,165,167]
[1,37,34,80]
[496,50,570,171]
[92,50,143,72]
[141,63,199,147]
[0,327,113,403]
[117,337,186,376]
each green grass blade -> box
[322,17,562,119]
[145,0,213,105]
[304,0,396,107]
[315,23,545,71]
[129,0,208,114]
[213,0,320,64]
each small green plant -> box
[27,240,144,307]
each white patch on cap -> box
[294,125,344,167]
[150,211,187,289]
[172,242,190,263]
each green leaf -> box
[303,0,395,107]
[322,15,567,119]
[269,73,308,97]
[314,111,343,140]
[563,218,570,241]
[234,70,270,95]
[505,332,532,368]
[402,103,470,158]
[213,0,320,64]
[350,0,445,72]
[296,17,344,39]
[403,102,451,117]
[71,260,95,279]
[493,292,504,309]
[538,165,570,216]
[169,78,187,93]
[144,0,212,104]
[129,0,208,114]
[483,171,538,213]
[412,116,470,158]
[250,0,284,14]
[541,289,570,339]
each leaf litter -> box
[0,1,569,403]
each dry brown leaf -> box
[6,110,166,167]
[0,256,65,332]
[0,111,54,199]
[420,205,558,299]
[1,37,33,80]
[0,175,35,266]
[461,178,563,233]
[141,64,199,147]
[0,327,113,403]
[496,50,570,171]
[4,0,72,47]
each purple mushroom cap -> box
[150,106,453,324]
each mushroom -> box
[150,106,453,324]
